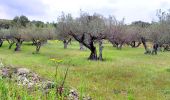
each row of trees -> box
[57,10,170,60]
[0,27,55,53]
[0,9,170,60]
[0,15,56,53]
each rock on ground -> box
[17,68,30,75]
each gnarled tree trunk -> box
[113,41,119,48]
[35,41,41,53]
[141,37,151,54]
[79,43,85,50]
[117,43,123,50]
[163,44,170,51]
[7,39,15,49]
[63,39,67,49]
[14,39,23,51]
[98,40,103,60]
[63,38,71,49]
[9,42,15,49]
[88,38,98,60]
[130,41,141,48]
[151,43,158,55]
[89,46,97,60]
[69,31,99,60]
[0,39,3,47]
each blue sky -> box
[0,0,170,23]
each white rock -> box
[68,89,79,100]
[28,82,34,88]
[17,68,30,75]
[23,77,29,83]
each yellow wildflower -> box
[50,58,55,61]
[50,58,63,63]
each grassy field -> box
[0,40,170,100]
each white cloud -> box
[1,0,170,23]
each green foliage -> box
[0,19,11,29]
[31,20,44,28]
[12,15,30,27]
[56,12,73,41]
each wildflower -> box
[50,58,63,63]
[50,58,55,61]
[55,60,63,63]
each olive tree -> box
[56,13,72,49]
[106,16,127,49]
[125,25,144,48]
[155,9,170,51]
[3,15,30,51]
[69,12,106,60]
[12,15,30,27]
[141,9,170,54]
[0,29,7,47]
[26,27,55,53]
[1,28,25,51]
[0,19,11,29]
[127,21,153,54]
[7,28,26,51]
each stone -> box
[83,95,92,100]
[44,81,55,89]
[22,77,29,85]
[2,68,9,78]
[0,67,91,99]
[68,89,79,100]
[32,73,40,82]
[17,74,29,86]
[17,68,30,75]
[28,82,34,88]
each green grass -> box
[0,41,170,100]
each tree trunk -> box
[69,38,72,45]
[98,40,103,61]
[68,32,99,61]
[63,42,68,49]
[32,40,36,45]
[141,37,151,54]
[14,39,22,51]
[9,42,15,49]
[15,42,21,51]
[135,42,141,48]
[130,41,141,48]
[151,43,158,55]
[131,41,136,48]
[117,43,123,50]
[79,43,85,50]
[35,42,41,53]
[88,47,97,60]
[163,44,170,51]
[64,38,72,49]
[114,42,119,48]
[0,39,3,47]
[63,39,71,49]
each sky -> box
[0,0,170,24]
